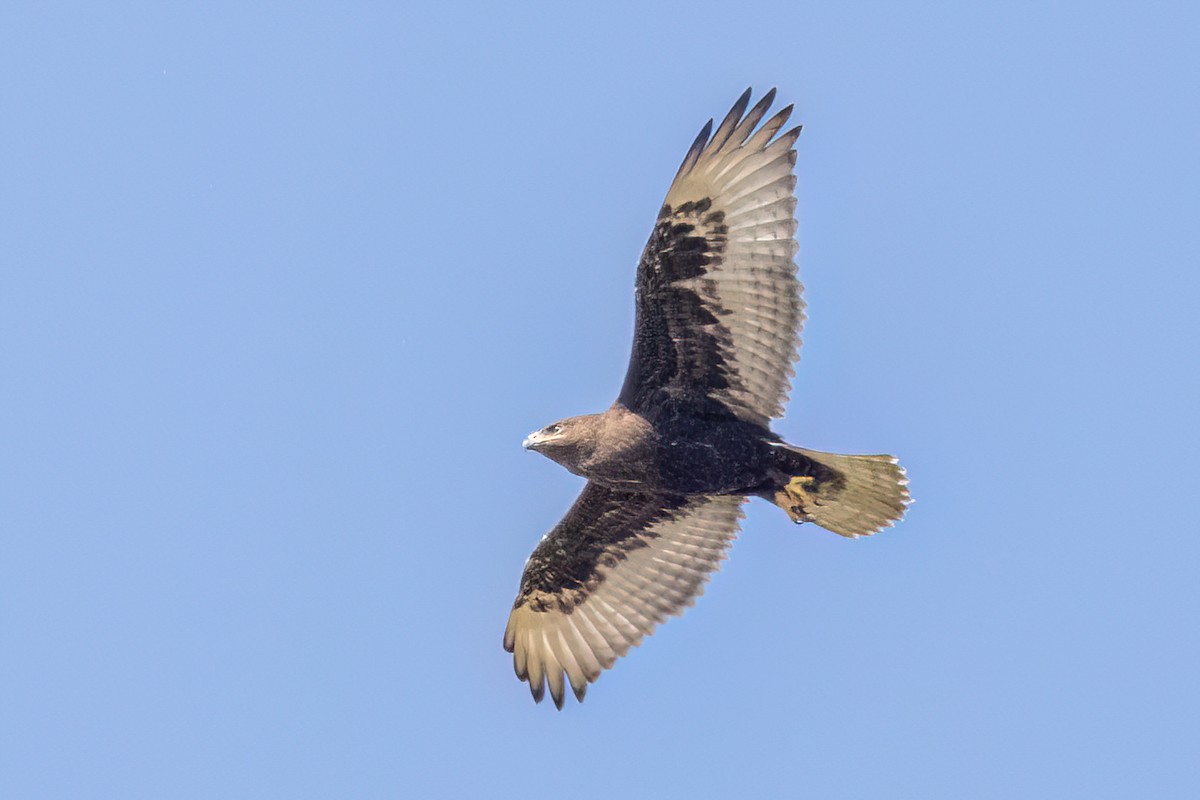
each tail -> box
[766,444,911,538]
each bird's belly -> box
[653,438,766,494]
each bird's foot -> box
[777,475,818,524]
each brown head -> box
[522,414,605,476]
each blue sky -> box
[2,2,1198,797]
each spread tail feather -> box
[768,445,911,538]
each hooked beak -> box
[524,427,562,451]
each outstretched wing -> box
[504,483,745,708]
[618,88,804,426]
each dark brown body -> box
[523,402,834,500]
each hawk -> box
[506,89,910,707]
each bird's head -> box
[522,415,601,473]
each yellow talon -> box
[787,475,816,502]
[778,475,819,523]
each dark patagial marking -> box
[619,198,744,418]
[516,486,688,611]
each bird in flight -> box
[506,89,910,708]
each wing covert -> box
[618,88,805,426]
[503,483,745,707]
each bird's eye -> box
[546,424,562,435]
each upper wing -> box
[503,483,745,708]
[618,89,804,426]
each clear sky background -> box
[2,2,1198,798]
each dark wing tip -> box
[675,118,714,178]
[711,88,754,151]
[726,88,780,150]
